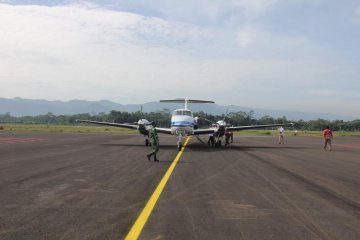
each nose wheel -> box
[145,139,149,146]
[177,132,183,151]
[177,142,183,151]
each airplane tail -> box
[160,99,214,109]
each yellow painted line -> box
[124,137,191,240]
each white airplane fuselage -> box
[170,108,195,136]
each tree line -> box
[1,111,360,131]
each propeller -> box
[130,106,152,126]
[219,107,229,126]
[206,107,229,128]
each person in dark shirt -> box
[147,122,159,161]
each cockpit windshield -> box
[173,110,192,116]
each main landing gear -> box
[214,136,222,147]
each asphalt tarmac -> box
[0,131,359,240]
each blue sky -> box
[1,0,359,118]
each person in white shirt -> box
[278,126,285,144]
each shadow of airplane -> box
[101,141,314,152]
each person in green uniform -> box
[147,121,159,161]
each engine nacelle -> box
[193,116,199,130]
[137,119,151,135]
[215,120,227,137]
[217,120,226,127]
[138,119,150,125]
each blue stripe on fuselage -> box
[171,121,193,127]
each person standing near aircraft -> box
[208,133,215,145]
[147,122,159,161]
[225,127,233,145]
[323,126,333,151]
[225,130,233,145]
[278,126,285,144]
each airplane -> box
[77,99,293,151]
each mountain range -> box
[0,97,354,121]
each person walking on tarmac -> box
[278,126,285,144]
[147,121,159,161]
[323,126,333,151]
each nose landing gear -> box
[177,131,184,151]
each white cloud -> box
[0,3,210,102]
[306,89,360,98]
[115,0,279,27]
[232,0,278,19]
[236,28,255,47]
[0,2,359,117]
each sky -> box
[1,0,360,118]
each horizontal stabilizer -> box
[160,99,214,104]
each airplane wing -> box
[193,123,293,135]
[77,119,173,134]
[154,127,172,134]
[193,128,216,135]
[227,123,294,131]
[76,120,138,130]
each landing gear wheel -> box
[178,142,183,151]
[145,139,149,146]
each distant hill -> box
[0,97,353,120]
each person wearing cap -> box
[147,121,159,161]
